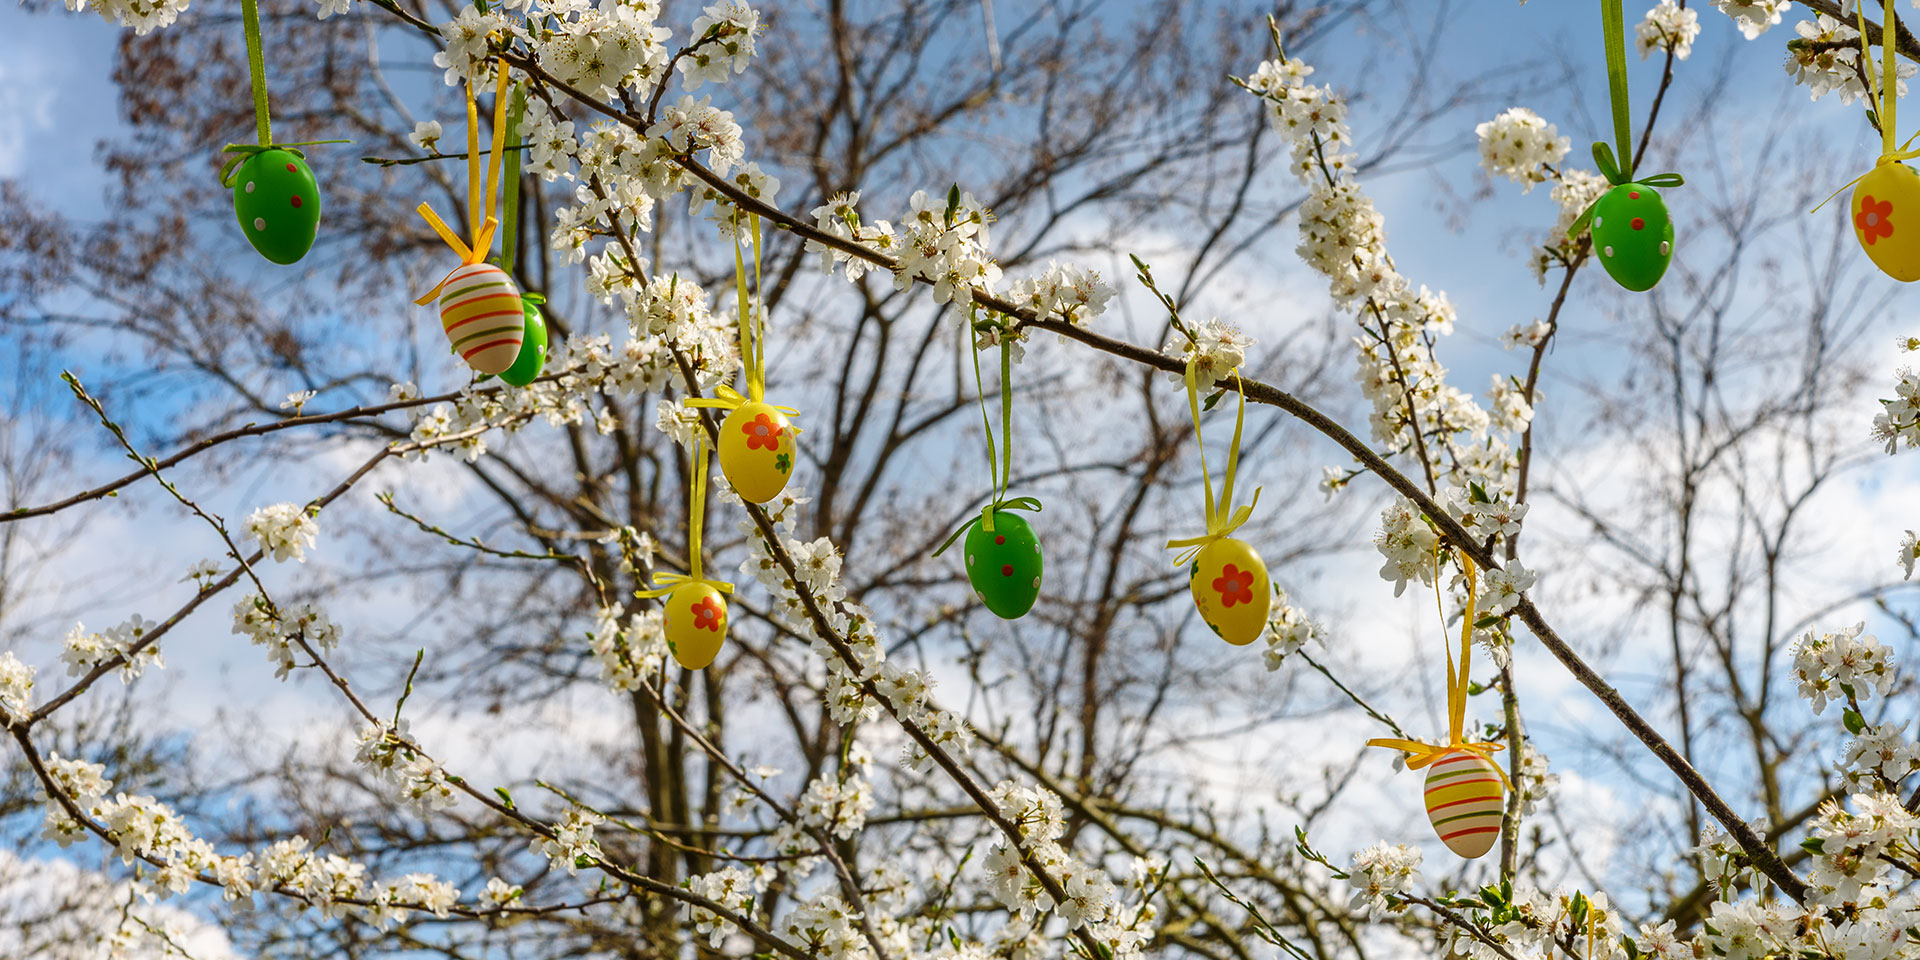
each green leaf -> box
[1202,389,1225,412]
[494,787,516,809]
[1469,481,1491,504]
[1800,837,1826,855]
[1474,614,1504,629]
[1845,708,1867,735]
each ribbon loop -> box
[1165,362,1260,567]
[414,63,512,303]
[635,572,735,600]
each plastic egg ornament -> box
[1186,538,1271,645]
[962,510,1043,620]
[663,581,728,670]
[1588,182,1674,292]
[1422,749,1505,859]
[496,294,549,387]
[717,402,796,503]
[437,263,526,375]
[1851,163,1920,282]
[231,149,321,265]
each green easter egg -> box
[231,149,321,265]
[962,510,1043,620]
[1589,182,1673,292]
[497,297,548,387]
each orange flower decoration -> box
[1858,195,1896,245]
[1212,564,1255,608]
[742,413,783,451]
[690,595,726,633]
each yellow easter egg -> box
[717,402,796,504]
[1423,750,1504,859]
[1187,538,1271,646]
[1852,163,1920,282]
[663,582,728,669]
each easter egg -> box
[663,581,728,670]
[1422,749,1505,859]
[717,402,796,503]
[1851,163,1920,282]
[231,149,321,265]
[961,510,1042,620]
[1588,182,1674,292]
[496,295,548,387]
[437,263,526,376]
[1187,538,1270,646]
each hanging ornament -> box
[219,0,345,264]
[688,214,802,503]
[932,313,1043,621]
[1815,0,1920,281]
[1568,0,1685,292]
[637,430,734,670]
[1166,363,1268,646]
[413,65,525,376]
[1367,553,1513,859]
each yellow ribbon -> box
[414,64,512,305]
[686,213,805,432]
[634,428,734,600]
[1813,0,1920,214]
[1367,552,1513,790]
[1165,362,1261,567]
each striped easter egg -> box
[437,263,526,375]
[1422,749,1504,859]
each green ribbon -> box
[499,82,527,277]
[216,140,349,187]
[241,0,271,146]
[931,311,1043,558]
[1565,0,1684,239]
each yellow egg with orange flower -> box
[1852,163,1920,282]
[1187,538,1271,646]
[663,581,728,669]
[717,402,796,504]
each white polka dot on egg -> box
[253,218,266,231]
[245,181,256,194]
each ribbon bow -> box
[931,310,1045,558]
[1812,0,1920,214]
[1367,553,1513,790]
[414,64,512,305]
[1165,362,1261,568]
[1566,0,1685,239]
[634,429,734,600]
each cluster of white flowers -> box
[1006,261,1116,329]
[587,605,668,692]
[804,191,898,282]
[0,652,34,724]
[432,4,508,85]
[1512,741,1557,816]
[680,865,767,947]
[1841,721,1920,788]
[245,502,319,563]
[354,720,459,811]
[59,615,165,683]
[532,807,603,875]
[974,780,1147,954]
[1787,15,1885,104]
[1901,529,1919,580]
[1165,318,1253,394]
[892,189,1001,305]
[32,753,463,923]
[1475,108,1570,193]
[62,0,188,34]
[1374,499,1439,596]
[1637,0,1700,60]
[1715,0,1789,40]
[1875,366,1920,453]
[1262,587,1320,669]
[679,2,760,90]
[231,594,341,679]
[1346,842,1420,913]
[1792,622,1895,715]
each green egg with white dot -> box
[1588,182,1673,292]
[231,148,321,265]
[961,510,1043,620]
